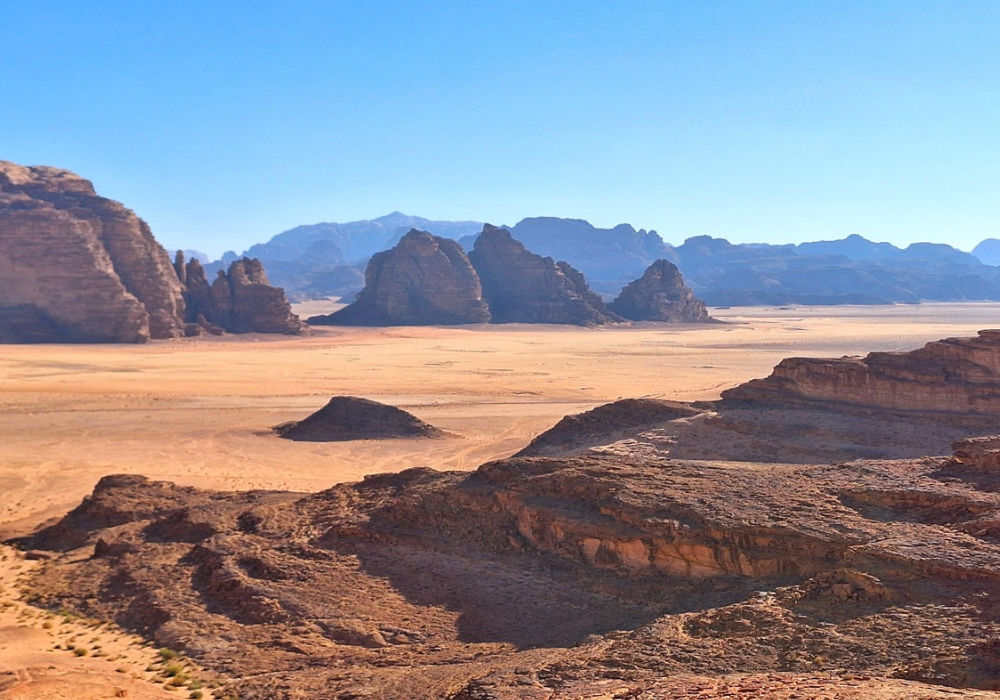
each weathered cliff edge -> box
[0,160,303,342]
[723,329,1000,416]
[308,229,490,326]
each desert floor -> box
[3,302,1000,538]
[4,302,1000,697]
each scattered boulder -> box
[308,229,490,326]
[609,259,711,322]
[274,396,446,441]
[468,224,621,325]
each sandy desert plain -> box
[6,302,1000,698]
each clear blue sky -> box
[3,1,999,257]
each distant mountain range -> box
[205,214,1000,305]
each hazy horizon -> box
[4,1,999,256]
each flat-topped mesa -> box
[182,255,305,334]
[308,229,490,326]
[609,259,711,322]
[723,329,1000,417]
[468,224,622,325]
[0,160,187,342]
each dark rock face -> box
[469,225,621,325]
[609,259,711,322]
[0,160,187,342]
[181,256,305,334]
[308,230,490,326]
[274,396,445,441]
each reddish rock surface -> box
[722,329,1000,417]
[0,161,186,342]
[308,229,490,326]
[469,225,622,325]
[16,438,1000,698]
[609,259,711,322]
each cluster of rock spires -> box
[309,224,710,326]
[0,160,303,342]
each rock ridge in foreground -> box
[16,439,1000,698]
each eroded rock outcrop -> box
[307,229,490,326]
[0,161,187,342]
[274,396,445,441]
[16,449,1000,698]
[609,259,711,322]
[180,255,305,334]
[469,224,622,325]
[0,160,303,342]
[722,329,1000,417]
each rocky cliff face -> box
[609,259,711,322]
[722,329,1000,417]
[0,161,187,342]
[0,161,303,342]
[308,229,490,325]
[180,255,305,334]
[469,224,621,325]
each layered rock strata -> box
[0,161,186,342]
[722,329,1000,417]
[274,396,445,441]
[307,229,490,326]
[469,224,622,325]
[609,259,711,322]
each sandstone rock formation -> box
[609,259,711,322]
[0,160,304,342]
[307,229,490,326]
[722,329,1000,417]
[17,445,1000,698]
[952,435,1000,474]
[468,224,622,325]
[274,396,445,441]
[0,161,187,342]
[179,254,305,334]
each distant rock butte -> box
[469,224,622,325]
[609,259,711,322]
[274,396,445,441]
[307,229,490,326]
[723,329,1000,417]
[179,254,305,335]
[0,160,302,342]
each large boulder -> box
[308,229,490,326]
[0,161,187,342]
[468,224,621,325]
[609,259,711,322]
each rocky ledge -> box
[13,438,1000,698]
